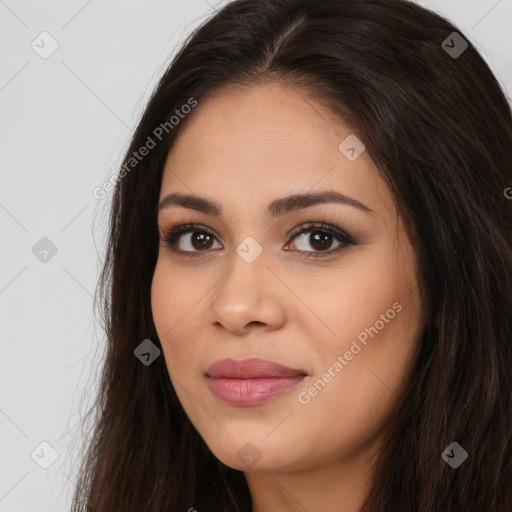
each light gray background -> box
[1,1,511,510]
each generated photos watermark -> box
[93,97,198,200]
[298,301,403,405]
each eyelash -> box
[159,220,358,259]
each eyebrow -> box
[158,190,375,218]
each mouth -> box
[205,357,307,406]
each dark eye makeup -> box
[158,219,359,259]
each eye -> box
[160,223,221,255]
[284,222,355,258]
[159,221,356,258]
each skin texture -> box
[151,82,424,512]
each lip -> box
[206,358,307,406]
[206,357,306,378]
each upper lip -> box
[206,357,307,379]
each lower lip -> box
[207,376,306,406]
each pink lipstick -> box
[206,357,307,406]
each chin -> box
[202,431,305,473]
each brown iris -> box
[191,232,214,250]
[308,231,334,252]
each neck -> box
[244,434,382,512]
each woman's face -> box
[151,82,423,476]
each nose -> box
[205,252,287,336]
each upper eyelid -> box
[161,221,345,237]
[161,221,354,247]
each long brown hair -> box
[71,0,512,510]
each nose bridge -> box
[222,235,268,296]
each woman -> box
[71,0,512,510]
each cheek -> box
[151,263,200,370]
[151,263,212,435]
[308,250,414,353]
[151,263,175,338]
[151,260,200,330]
[305,244,421,402]
[294,288,420,460]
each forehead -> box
[160,82,395,220]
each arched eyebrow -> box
[158,190,376,218]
